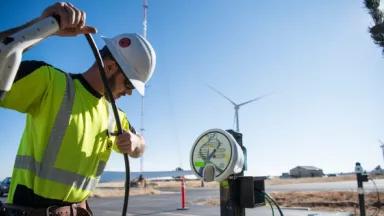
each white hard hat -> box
[102,33,156,96]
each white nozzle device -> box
[0,17,59,100]
[203,164,215,182]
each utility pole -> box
[140,0,148,173]
[355,162,368,216]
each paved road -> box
[0,189,353,215]
[88,191,352,216]
[91,179,380,216]
[4,179,379,215]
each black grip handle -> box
[51,14,61,27]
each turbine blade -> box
[238,93,272,107]
[207,84,236,106]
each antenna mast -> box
[143,0,148,39]
[140,0,149,173]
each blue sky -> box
[1,0,384,180]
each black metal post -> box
[219,130,245,216]
[357,174,366,216]
[355,162,368,216]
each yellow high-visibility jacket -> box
[0,61,129,204]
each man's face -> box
[107,63,135,99]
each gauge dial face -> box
[191,131,233,178]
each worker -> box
[0,2,156,216]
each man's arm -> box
[0,2,96,42]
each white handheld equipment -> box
[0,17,59,99]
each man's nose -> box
[126,89,132,96]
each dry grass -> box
[91,175,362,198]
[92,187,160,198]
[152,177,345,190]
[91,181,160,197]
[193,198,220,207]
[146,179,219,189]
[91,179,217,198]
[191,191,384,215]
[189,176,384,215]
[265,175,357,185]
[93,174,366,195]
[271,191,384,216]
[185,180,218,189]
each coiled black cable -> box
[84,34,130,216]
[369,176,382,216]
[264,194,275,216]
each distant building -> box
[289,166,324,178]
[280,172,290,179]
[371,165,384,175]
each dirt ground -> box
[92,175,384,215]
[266,175,384,215]
[271,191,384,216]
[265,175,358,185]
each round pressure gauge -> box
[190,129,244,182]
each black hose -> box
[263,192,284,216]
[84,34,130,216]
[264,194,275,216]
[369,176,382,216]
[122,154,130,215]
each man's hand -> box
[40,2,97,36]
[116,131,145,158]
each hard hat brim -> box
[130,79,145,96]
[102,36,146,96]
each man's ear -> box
[104,58,119,77]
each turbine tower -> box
[208,85,269,132]
[379,139,384,164]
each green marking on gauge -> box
[194,161,205,167]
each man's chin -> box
[114,94,124,99]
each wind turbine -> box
[208,85,269,132]
[379,139,384,164]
